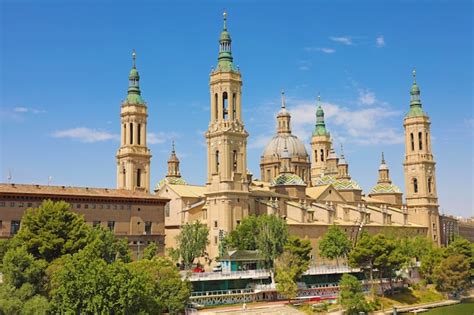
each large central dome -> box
[262,134,308,159]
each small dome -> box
[220,30,231,41]
[314,175,337,186]
[155,177,187,190]
[370,183,401,194]
[270,173,306,187]
[262,135,308,159]
[129,68,139,78]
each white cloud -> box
[358,89,376,106]
[147,131,179,144]
[51,127,119,143]
[249,134,273,149]
[13,107,44,114]
[305,47,335,54]
[376,35,385,47]
[330,36,353,45]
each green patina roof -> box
[313,101,329,136]
[125,51,145,105]
[270,173,306,187]
[221,250,264,261]
[155,176,187,190]
[214,12,239,73]
[406,70,426,118]
[370,183,401,194]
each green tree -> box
[2,246,47,293]
[445,236,473,276]
[419,247,444,283]
[173,221,209,269]
[348,232,378,291]
[0,284,49,315]
[319,225,351,265]
[275,267,298,302]
[143,242,158,260]
[0,239,9,270]
[131,257,191,314]
[434,254,470,296]
[338,274,372,315]
[12,200,90,262]
[282,236,312,279]
[227,215,259,250]
[49,248,149,314]
[86,227,131,263]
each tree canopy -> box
[256,214,288,269]
[173,221,209,269]
[434,254,471,295]
[319,225,352,265]
[226,215,259,250]
[338,274,373,315]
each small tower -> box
[369,153,402,206]
[311,95,332,183]
[403,70,440,243]
[205,12,249,260]
[325,144,339,176]
[116,51,152,192]
[337,145,350,180]
[277,90,291,135]
[167,141,181,178]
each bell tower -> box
[403,70,439,244]
[116,51,152,192]
[205,12,249,259]
[311,95,332,183]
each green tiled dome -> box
[155,177,187,190]
[270,173,306,187]
[333,179,361,190]
[370,183,401,194]
[313,175,336,186]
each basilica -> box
[150,13,440,262]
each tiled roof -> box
[270,173,306,187]
[155,177,187,190]
[370,183,402,194]
[0,183,167,201]
[166,184,206,198]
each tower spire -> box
[215,11,237,72]
[281,89,286,109]
[407,68,424,117]
[314,94,328,136]
[126,50,144,104]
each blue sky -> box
[1,1,472,217]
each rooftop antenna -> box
[7,169,12,183]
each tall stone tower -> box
[403,70,439,244]
[205,12,249,259]
[311,96,332,183]
[116,51,152,192]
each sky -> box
[1,0,472,217]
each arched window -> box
[413,178,418,193]
[214,93,218,120]
[428,177,432,193]
[320,149,324,161]
[123,124,126,144]
[314,150,317,162]
[130,123,134,145]
[266,169,271,181]
[215,150,220,173]
[136,169,141,187]
[137,124,141,145]
[223,92,228,120]
[426,132,429,151]
[418,131,423,150]
[232,93,236,119]
[232,150,237,172]
[410,133,414,151]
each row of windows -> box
[0,201,142,210]
[123,123,143,146]
[412,177,433,193]
[214,92,237,120]
[214,150,239,173]
[410,131,429,152]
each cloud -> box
[13,107,44,114]
[376,35,385,47]
[305,47,335,54]
[51,127,119,143]
[330,36,353,45]
[147,132,179,144]
[358,89,376,106]
[249,134,273,149]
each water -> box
[420,298,474,315]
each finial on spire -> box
[171,140,175,153]
[223,11,227,30]
[132,49,136,69]
[317,93,321,103]
[412,68,416,83]
[281,89,286,109]
[381,151,386,164]
[340,143,344,156]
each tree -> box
[319,225,351,265]
[227,215,259,250]
[86,227,131,263]
[0,284,49,315]
[419,247,444,284]
[49,247,149,314]
[12,200,90,262]
[348,232,378,292]
[131,257,191,314]
[338,274,372,315]
[173,221,209,269]
[282,236,312,279]
[444,236,473,276]
[275,267,298,302]
[434,254,470,296]
[143,242,158,260]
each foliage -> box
[280,236,312,279]
[0,239,9,270]
[131,257,191,314]
[2,246,47,293]
[275,267,298,302]
[445,236,473,276]
[143,242,158,260]
[377,286,444,308]
[226,215,259,250]
[434,254,470,295]
[404,235,433,261]
[256,214,288,269]
[173,221,209,269]
[338,274,372,315]
[49,247,149,314]
[86,227,132,263]
[419,247,444,283]
[0,284,49,315]
[12,200,90,262]
[319,225,352,265]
